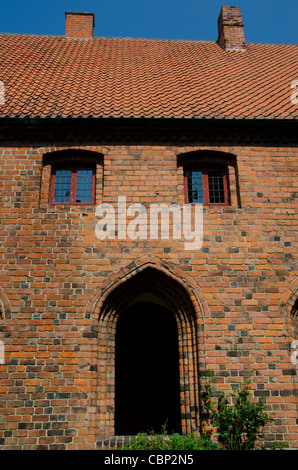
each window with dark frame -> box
[51,167,95,204]
[185,168,229,205]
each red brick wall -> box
[0,142,297,449]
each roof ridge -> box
[0,32,215,43]
[0,32,297,47]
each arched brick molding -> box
[39,145,109,157]
[85,257,209,440]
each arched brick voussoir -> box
[40,145,109,158]
[84,257,209,326]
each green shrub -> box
[203,375,287,450]
[166,433,217,450]
[122,426,217,450]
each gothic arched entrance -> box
[93,263,204,439]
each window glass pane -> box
[54,170,71,203]
[186,170,203,203]
[208,171,225,203]
[76,169,93,203]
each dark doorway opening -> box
[115,301,181,435]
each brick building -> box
[0,6,297,450]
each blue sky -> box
[0,0,297,44]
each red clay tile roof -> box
[0,33,297,120]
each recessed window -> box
[185,168,229,205]
[51,167,95,204]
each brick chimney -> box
[65,12,95,38]
[217,6,245,51]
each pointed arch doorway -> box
[95,265,202,439]
[115,299,181,435]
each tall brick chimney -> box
[65,12,95,39]
[217,6,245,51]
